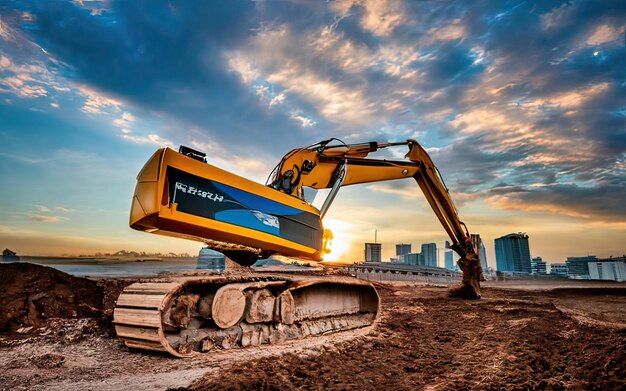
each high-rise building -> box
[495,233,531,273]
[444,250,454,270]
[421,243,437,267]
[396,244,412,256]
[364,243,382,263]
[443,240,460,270]
[566,256,597,279]
[444,241,454,270]
[531,256,547,274]
[550,263,568,276]
[471,234,488,271]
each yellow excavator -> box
[114,139,482,357]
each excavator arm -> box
[268,139,483,298]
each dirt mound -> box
[0,263,104,333]
[184,286,626,390]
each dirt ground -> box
[1,263,625,390]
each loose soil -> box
[0,263,131,336]
[1,263,624,390]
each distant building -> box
[443,241,459,271]
[588,258,626,282]
[421,243,437,267]
[495,233,531,273]
[444,241,454,270]
[531,257,547,274]
[444,250,454,269]
[550,263,568,276]
[401,243,441,267]
[197,245,225,270]
[394,244,411,263]
[396,244,412,257]
[365,243,382,263]
[404,252,420,266]
[566,256,597,279]
[471,234,488,272]
[1,248,20,263]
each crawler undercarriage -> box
[114,273,380,357]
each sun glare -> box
[321,218,353,262]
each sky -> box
[0,0,624,267]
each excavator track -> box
[113,273,380,357]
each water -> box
[17,256,199,278]
[13,256,312,278]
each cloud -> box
[16,1,308,155]
[366,184,420,200]
[0,12,72,101]
[121,133,172,147]
[290,112,315,128]
[427,19,466,41]
[3,0,623,231]
[0,75,47,97]
[228,54,260,84]
[72,0,111,16]
[268,93,285,109]
[112,111,136,132]
[189,139,272,181]
[331,0,407,37]
[522,82,610,110]
[114,111,135,124]
[25,205,74,224]
[487,182,626,222]
[540,3,573,30]
[0,55,52,98]
[586,24,625,46]
[27,214,65,223]
[52,148,103,165]
[0,152,51,165]
[78,85,122,114]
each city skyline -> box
[363,233,624,270]
[0,1,624,264]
